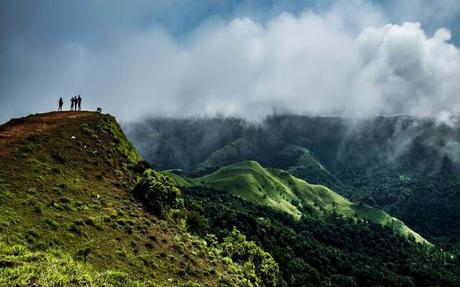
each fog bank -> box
[1,1,460,122]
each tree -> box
[133,169,184,218]
[220,227,280,287]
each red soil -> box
[0,112,92,142]
[0,111,93,156]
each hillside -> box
[0,112,249,286]
[126,114,460,252]
[3,112,457,286]
[197,143,342,189]
[165,161,428,244]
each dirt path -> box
[0,111,93,145]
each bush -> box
[51,150,66,164]
[44,219,59,230]
[330,274,357,287]
[131,160,151,173]
[133,169,184,218]
[220,228,280,287]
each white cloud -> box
[1,2,460,122]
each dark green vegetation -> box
[0,112,261,286]
[126,115,460,253]
[134,169,184,218]
[183,186,460,286]
[2,111,458,286]
[162,160,459,286]
[165,161,427,244]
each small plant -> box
[24,229,40,243]
[45,218,59,230]
[50,150,66,164]
[85,216,104,230]
[18,144,34,156]
[68,223,82,235]
[75,246,92,263]
[33,203,42,214]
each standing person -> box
[71,97,75,111]
[77,95,82,111]
[58,97,63,111]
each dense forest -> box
[126,115,460,253]
[183,186,460,286]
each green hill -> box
[276,144,342,189]
[0,112,248,286]
[165,161,428,244]
[127,115,460,253]
[198,142,342,189]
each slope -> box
[198,142,341,188]
[127,115,460,252]
[0,112,246,286]
[165,161,428,244]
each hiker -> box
[96,107,102,113]
[70,97,75,111]
[77,95,82,111]
[58,97,63,111]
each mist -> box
[1,0,460,123]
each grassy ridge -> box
[0,112,245,286]
[165,161,428,244]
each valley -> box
[0,112,458,286]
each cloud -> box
[1,1,460,122]
[353,22,460,116]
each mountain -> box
[175,164,459,286]
[165,160,427,244]
[0,112,255,286]
[126,114,460,253]
[2,112,459,286]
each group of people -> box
[58,95,82,111]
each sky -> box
[1,0,460,123]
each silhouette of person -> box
[71,97,75,111]
[58,97,63,111]
[77,95,82,111]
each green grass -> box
[0,240,140,286]
[165,160,429,244]
[0,112,246,286]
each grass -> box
[165,160,429,244]
[0,112,246,286]
[0,240,139,286]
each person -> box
[70,97,75,111]
[77,95,82,111]
[58,97,63,111]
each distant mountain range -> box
[126,114,460,253]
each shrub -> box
[75,246,92,263]
[330,274,357,287]
[45,219,59,230]
[24,229,40,243]
[51,150,66,164]
[220,228,280,287]
[186,209,209,235]
[131,160,151,173]
[68,223,82,235]
[133,169,184,218]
